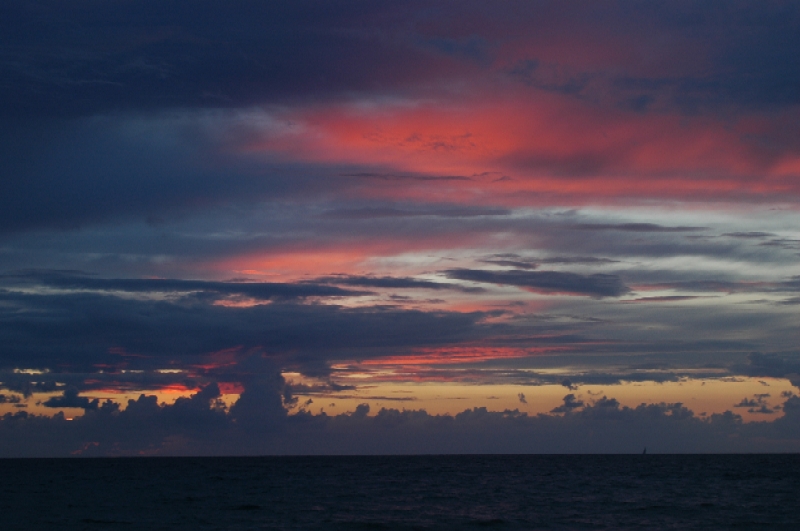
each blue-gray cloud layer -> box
[3,1,799,120]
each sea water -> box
[2,455,798,530]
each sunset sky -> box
[2,1,800,455]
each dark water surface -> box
[2,455,798,530]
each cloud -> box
[1,3,799,237]
[4,267,789,396]
[0,114,339,233]
[561,379,578,391]
[723,232,775,239]
[444,269,629,298]
[737,353,800,384]
[0,393,21,404]
[644,278,800,295]
[481,255,619,270]
[0,1,463,121]
[551,394,585,413]
[322,205,511,219]
[569,223,705,233]
[5,383,800,456]
[3,1,799,122]
[0,276,494,373]
[2,1,800,457]
[340,173,473,182]
[537,256,620,265]
[310,274,485,293]
[732,392,775,415]
[7,271,366,300]
[481,260,539,270]
[622,296,706,304]
[42,387,99,411]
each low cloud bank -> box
[3,380,800,457]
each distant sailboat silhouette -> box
[642,447,647,455]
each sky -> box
[1,0,800,456]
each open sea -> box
[2,455,798,530]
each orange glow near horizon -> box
[285,377,797,423]
[3,375,795,426]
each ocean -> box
[2,455,798,530]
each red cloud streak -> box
[243,91,800,205]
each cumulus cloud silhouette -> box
[4,383,800,456]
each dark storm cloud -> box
[505,2,800,112]
[42,387,99,411]
[5,270,364,300]
[444,269,629,298]
[0,114,359,234]
[688,3,800,111]
[736,352,800,381]
[0,0,459,120]
[0,281,492,372]
[3,1,798,121]
[0,0,514,235]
